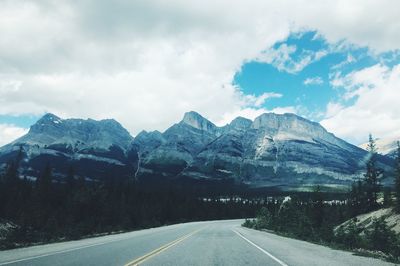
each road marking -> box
[125,227,204,266]
[233,229,289,266]
[0,236,134,266]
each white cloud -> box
[256,43,328,74]
[304,76,324,85]
[331,54,356,70]
[216,106,298,127]
[324,102,345,118]
[0,124,28,146]
[0,0,399,140]
[242,92,282,108]
[321,64,400,144]
[287,0,400,53]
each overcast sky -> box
[0,0,399,146]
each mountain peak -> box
[98,118,127,130]
[37,113,62,123]
[223,116,252,132]
[252,112,321,130]
[182,111,204,121]
[230,116,252,127]
[181,111,217,131]
[29,113,63,132]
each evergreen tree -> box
[3,146,23,185]
[348,179,364,217]
[1,146,24,219]
[311,185,324,228]
[365,217,397,253]
[36,163,53,196]
[364,134,381,211]
[334,218,362,249]
[65,166,76,192]
[383,187,392,207]
[395,141,400,213]
[35,163,54,223]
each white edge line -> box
[233,229,289,266]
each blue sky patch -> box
[0,114,41,128]
[233,31,395,121]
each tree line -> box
[244,136,400,261]
[0,148,259,249]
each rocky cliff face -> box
[133,111,221,177]
[0,111,393,190]
[133,112,392,190]
[0,114,138,181]
[181,113,372,189]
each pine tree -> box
[36,163,52,195]
[66,166,76,192]
[383,187,392,207]
[36,163,53,217]
[2,146,24,219]
[311,185,324,228]
[364,134,381,211]
[4,146,23,185]
[348,179,364,217]
[395,141,400,213]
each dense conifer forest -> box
[0,151,259,249]
[244,137,400,262]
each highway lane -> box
[0,220,396,266]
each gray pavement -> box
[0,220,396,266]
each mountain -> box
[0,111,395,190]
[0,113,138,181]
[359,136,399,159]
[134,112,393,190]
[133,111,221,178]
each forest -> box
[243,137,400,262]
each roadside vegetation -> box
[0,149,259,250]
[243,136,400,262]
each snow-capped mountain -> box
[0,111,394,190]
[0,113,138,181]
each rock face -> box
[0,111,394,190]
[133,112,392,190]
[0,114,138,181]
[133,111,220,178]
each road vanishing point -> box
[0,220,396,266]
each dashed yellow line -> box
[124,227,204,266]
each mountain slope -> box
[0,111,394,190]
[0,114,138,181]
[134,111,393,190]
[133,111,221,178]
[180,113,374,190]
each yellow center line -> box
[124,227,205,266]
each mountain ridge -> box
[0,111,394,190]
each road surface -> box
[0,220,395,266]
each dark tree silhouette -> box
[395,141,400,213]
[364,134,381,212]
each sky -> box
[0,0,399,146]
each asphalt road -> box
[0,220,396,266]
